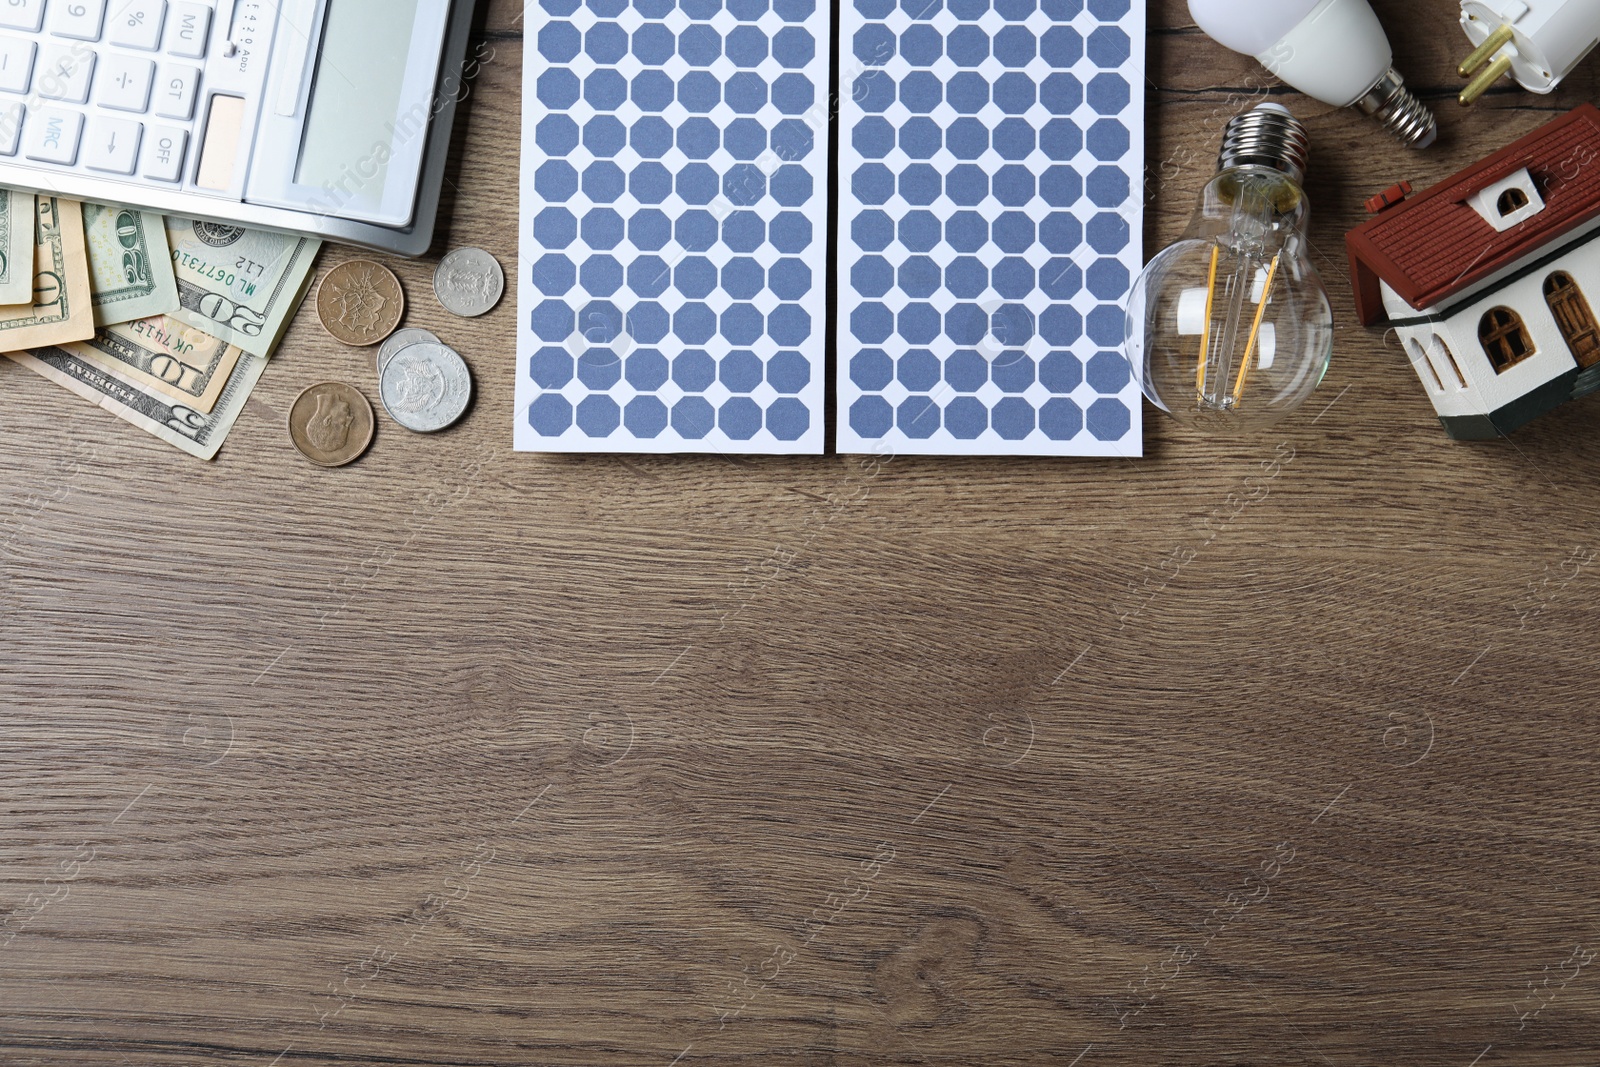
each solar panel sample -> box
[517,0,831,453]
[835,0,1145,456]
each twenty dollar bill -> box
[84,202,179,327]
[167,218,320,359]
[0,198,94,351]
[65,314,244,414]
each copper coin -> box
[316,259,406,347]
[288,382,376,467]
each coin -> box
[379,342,472,433]
[288,382,375,467]
[434,247,504,318]
[377,327,441,374]
[317,259,405,346]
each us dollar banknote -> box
[65,314,243,414]
[167,218,321,359]
[0,197,93,351]
[8,342,266,461]
[0,187,34,306]
[83,202,179,327]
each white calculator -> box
[0,0,477,255]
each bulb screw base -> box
[1217,104,1311,186]
[1354,68,1438,148]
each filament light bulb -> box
[1189,0,1437,148]
[1126,105,1334,432]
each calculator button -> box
[0,0,44,32]
[37,43,93,103]
[108,0,164,50]
[97,52,152,111]
[153,60,194,118]
[0,102,23,155]
[84,113,139,172]
[164,0,206,58]
[139,122,183,180]
[47,0,106,40]
[25,105,81,163]
[0,35,35,93]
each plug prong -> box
[1460,23,1515,77]
[1460,53,1513,105]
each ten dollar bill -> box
[0,197,93,351]
[66,314,243,414]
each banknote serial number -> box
[173,250,259,298]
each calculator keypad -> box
[0,0,219,189]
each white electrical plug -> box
[1459,0,1600,104]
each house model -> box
[1347,104,1600,440]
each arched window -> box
[1479,307,1535,372]
[1430,334,1468,388]
[1543,272,1600,368]
[1498,187,1530,216]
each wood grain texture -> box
[6,1,1600,1064]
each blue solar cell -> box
[631,23,675,64]
[576,349,622,389]
[530,346,575,388]
[898,396,940,439]
[767,351,811,393]
[766,398,811,440]
[1086,396,1131,440]
[726,25,769,66]
[725,76,768,117]
[1039,397,1084,440]
[1086,351,1132,393]
[576,395,621,436]
[720,397,764,440]
[576,204,617,246]
[585,22,628,63]
[721,349,765,392]
[624,395,669,437]
[672,396,716,439]
[528,393,574,435]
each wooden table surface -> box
[6,0,1600,1063]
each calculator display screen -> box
[294,0,424,213]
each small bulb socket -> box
[1217,104,1310,187]
[1354,68,1438,147]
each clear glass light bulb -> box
[1126,105,1334,431]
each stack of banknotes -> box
[1,191,321,460]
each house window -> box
[1543,272,1600,368]
[1498,188,1530,216]
[1430,334,1468,389]
[1405,338,1443,391]
[1479,307,1535,372]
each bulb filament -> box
[1233,253,1281,403]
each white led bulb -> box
[1189,0,1437,148]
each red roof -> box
[1346,104,1600,325]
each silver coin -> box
[433,248,504,318]
[378,342,472,433]
[377,327,441,374]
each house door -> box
[1544,272,1600,368]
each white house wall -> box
[1382,241,1600,418]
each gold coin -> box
[288,382,376,467]
[316,259,406,347]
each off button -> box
[140,124,188,182]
